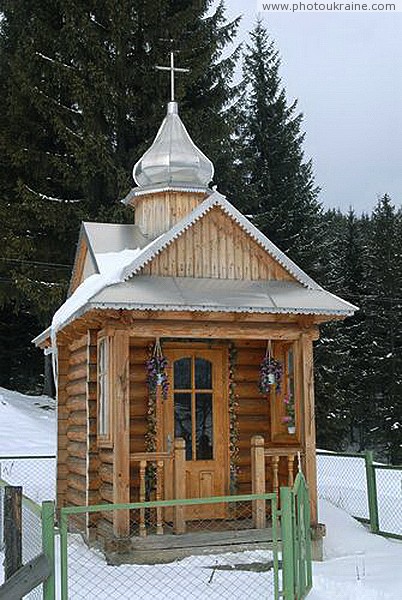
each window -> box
[98,337,111,441]
[271,342,298,441]
[173,356,214,461]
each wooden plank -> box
[112,330,131,538]
[0,553,51,600]
[129,527,273,551]
[4,486,22,584]
[173,438,186,534]
[300,333,318,525]
[126,321,304,340]
[251,436,266,528]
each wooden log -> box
[68,348,87,367]
[0,553,51,600]
[66,363,87,383]
[112,330,130,538]
[156,460,164,536]
[4,487,22,585]
[69,334,87,353]
[66,429,87,443]
[66,380,86,397]
[173,438,186,534]
[300,334,318,525]
[126,320,305,340]
[66,395,86,413]
[67,442,87,460]
[251,436,266,529]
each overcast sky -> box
[224,4,402,214]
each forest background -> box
[0,1,401,463]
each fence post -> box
[365,451,379,534]
[42,501,55,600]
[4,486,22,586]
[174,438,186,534]
[251,435,266,528]
[280,486,295,600]
[60,511,69,600]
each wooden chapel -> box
[34,64,356,545]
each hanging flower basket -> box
[146,340,169,401]
[145,339,169,455]
[282,393,296,434]
[259,341,283,394]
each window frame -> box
[97,336,113,446]
[270,341,299,443]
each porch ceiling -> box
[87,275,356,317]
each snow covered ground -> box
[0,386,401,599]
[0,387,56,503]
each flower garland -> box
[228,343,240,494]
[145,339,169,452]
[259,341,283,394]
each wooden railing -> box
[251,435,303,528]
[130,438,186,537]
[130,450,171,537]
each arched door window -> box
[173,357,213,461]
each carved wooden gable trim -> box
[140,206,297,282]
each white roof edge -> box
[32,325,52,347]
[122,185,211,205]
[120,190,323,290]
[89,302,355,316]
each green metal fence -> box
[372,463,402,540]
[281,473,312,600]
[317,449,402,540]
[59,493,280,600]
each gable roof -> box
[118,190,322,290]
[36,189,357,342]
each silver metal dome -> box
[133,102,214,188]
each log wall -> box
[65,335,88,511]
[129,338,151,502]
[233,340,271,494]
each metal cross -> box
[156,51,189,102]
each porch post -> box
[112,330,130,538]
[173,438,186,534]
[300,333,318,526]
[251,435,266,528]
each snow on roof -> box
[68,222,149,295]
[51,247,145,338]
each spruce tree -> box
[365,196,402,462]
[0,0,240,391]
[236,20,322,274]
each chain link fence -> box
[375,465,402,538]
[317,450,402,540]
[0,455,56,504]
[316,451,369,521]
[60,494,280,600]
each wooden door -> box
[163,347,229,519]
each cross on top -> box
[156,51,189,102]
